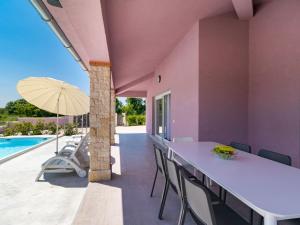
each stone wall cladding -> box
[110,89,116,144]
[89,65,112,181]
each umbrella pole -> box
[85,114,88,134]
[81,115,83,138]
[55,100,59,155]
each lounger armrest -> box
[60,144,76,151]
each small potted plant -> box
[212,145,236,160]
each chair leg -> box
[178,202,187,225]
[259,215,263,225]
[219,187,223,199]
[202,174,206,184]
[250,209,254,224]
[35,170,44,182]
[223,190,227,202]
[150,168,158,197]
[158,179,170,220]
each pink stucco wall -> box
[198,13,249,144]
[146,13,249,144]
[146,23,199,141]
[146,0,300,167]
[248,0,300,166]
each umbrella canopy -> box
[17,77,89,116]
[17,77,89,154]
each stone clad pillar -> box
[89,61,111,181]
[110,89,116,145]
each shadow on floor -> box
[73,132,300,225]
[41,172,88,188]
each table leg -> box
[264,214,277,225]
[167,148,172,159]
[193,168,197,176]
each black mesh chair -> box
[217,142,253,223]
[257,149,292,225]
[178,169,250,225]
[158,155,182,219]
[258,149,291,166]
[159,155,221,220]
[220,142,251,200]
[150,144,167,198]
[230,142,252,153]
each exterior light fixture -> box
[30,0,52,21]
[47,0,62,8]
[157,75,162,83]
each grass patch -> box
[0,114,18,123]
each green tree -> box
[123,98,145,115]
[4,99,56,117]
[115,98,123,115]
[0,108,6,114]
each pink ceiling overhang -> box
[117,91,147,98]
[40,0,270,94]
[42,0,110,70]
[115,72,153,95]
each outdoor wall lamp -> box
[157,75,162,83]
[47,0,62,8]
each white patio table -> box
[167,141,300,225]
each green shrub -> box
[32,121,45,135]
[126,115,146,126]
[3,127,15,136]
[64,123,78,136]
[14,122,33,135]
[46,122,57,135]
[136,115,145,125]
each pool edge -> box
[0,136,62,165]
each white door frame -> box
[154,90,171,140]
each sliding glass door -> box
[155,92,171,140]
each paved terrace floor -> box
[0,136,88,225]
[73,126,299,225]
[1,127,298,225]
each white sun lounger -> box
[35,134,89,181]
[35,156,86,181]
[58,133,90,165]
[66,134,85,145]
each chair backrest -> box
[180,169,216,225]
[230,141,251,153]
[258,149,292,166]
[152,136,169,152]
[75,133,90,166]
[75,133,89,153]
[164,155,181,196]
[173,136,194,143]
[153,144,166,176]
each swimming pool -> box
[0,137,53,162]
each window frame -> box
[154,90,171,141]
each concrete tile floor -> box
[73,126,300,225]
[2,127,298,225]
[0,136,87,225]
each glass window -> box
[155,92,171,140]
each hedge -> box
[3,121,78,136]
[126,115,145,126]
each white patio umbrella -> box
[17,77,89,154]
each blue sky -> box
[0,0,89,107]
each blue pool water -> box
[0,137,50,159]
